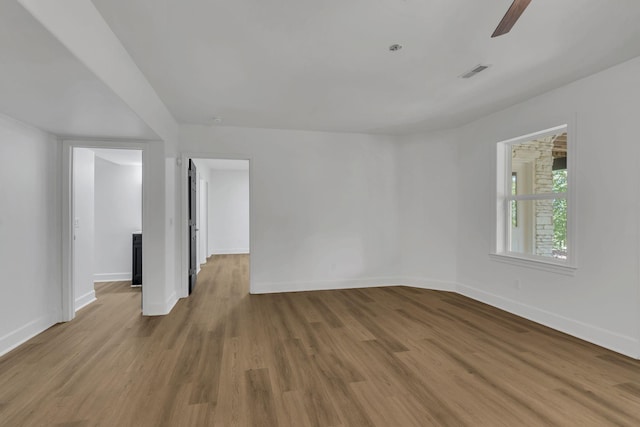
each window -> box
[494,125,575,272]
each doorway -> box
[64,143,146,320]
[183,157,251,296]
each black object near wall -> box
[132,233,142,286]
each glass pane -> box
[510,132,567,195]
[509,199,567,260]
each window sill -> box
[489,253,577,276]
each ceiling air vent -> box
[460,64,490,79]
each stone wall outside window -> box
[512,137,554,256]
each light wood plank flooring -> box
[1,254,640,426]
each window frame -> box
[492,124,577,275]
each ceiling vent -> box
[460,64,490,79]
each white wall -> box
[208,169,250,255]
[72,148,95,311]
[94,156,142,281]
[451,56,640,358]
[397,131,459,289]
[180,126,401,293]
[0,113,61,356]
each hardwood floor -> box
[1,254,640,426]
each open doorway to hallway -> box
[187,158,250,294]
[72,147,143,314]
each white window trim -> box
[492,122,577,275]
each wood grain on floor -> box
[1,254,639,426]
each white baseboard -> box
[75,290,96,311]
[0,311,59,358]
[143,300,169,316]
[143,291,179,316]
[211,248,250,255]
[253,277,406,294]
[456,283,640,359]
[253,276,457,295]
[94,272,131,282]
[165,291,179,315]
[394,277,458,292]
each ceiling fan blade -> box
[491,0,532,38]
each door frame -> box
[179,153,253,298]
[61,139,148,321]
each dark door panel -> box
[188,159,198,294]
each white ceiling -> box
[193,159,249,171]
[91,148,142,166]
[0,0,157,139]
[90,0,640,134]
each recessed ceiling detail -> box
[460,65,490,79]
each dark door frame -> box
[180,154,253,298]
[188,159,198,294]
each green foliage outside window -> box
[552,169,567,252]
